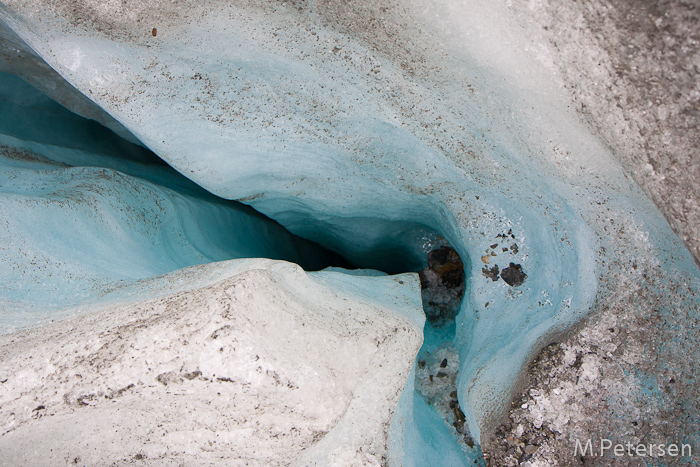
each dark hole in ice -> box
[418,245,466,328]
[413,237,477,455]
[2,66,484,462]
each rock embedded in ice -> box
[499,263,526,287]
[0,259,424,466]
[1,0,699,462]
[0,0,606,443]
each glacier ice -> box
[0,259,424,465]
[0,71,343,332]
[0,0,699,465]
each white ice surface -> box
[1,0,699,459]
[0,258,424,466]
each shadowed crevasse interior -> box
[2,2,700,466]
[0,70,483,461]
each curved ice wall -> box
[1,0,699,464]
[0,70,343,332]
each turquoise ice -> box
[0,1,699,465]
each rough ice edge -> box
[0,258,424,466]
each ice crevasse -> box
[0,0,699,465]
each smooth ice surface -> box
[0,18,142,145]
[0,4,608,442]
[0,72,340,332]
[0,258,424,466]
[388,366,477,467]
[1,0,699,464]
